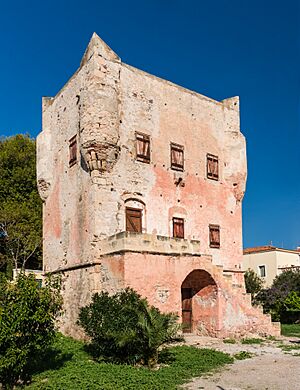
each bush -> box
[78,288,180,367]
[0,273,62,388]
[255,269,300,323]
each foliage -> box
[283,291,300,312]
[0,273,62,388]
[244,268,264,298]
[278,343,300,352]
[255,269,300,323]
[223,338,236,344]
[78,288,181,367]
[233,351,254,360]
[266,335,278,341]
[241,338,264,345]
[0,134,42,275]
[281,324,300,337]
[25,334,233,390]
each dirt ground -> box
[182,335,300,390]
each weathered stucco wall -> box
[57,251,278,338]
[37,33,279,338]
[37,63,95,273]
[38,33,246,274]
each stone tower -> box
[37,33,279,338]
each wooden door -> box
[181,288,193,333]
[126,207,142,233]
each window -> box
[173,217,184,239]
[209,224,220,248]
[69,135,77,167]
[136,132,150,163]
[258,265,266,278]
[171,143,184,171]
[126,207,142,233]
[207,154,219,180]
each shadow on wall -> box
[181,269,218,335]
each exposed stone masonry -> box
[37,33,280,338]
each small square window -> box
[209,224,220,248]
[173,217,184,239]
[136,133,150,163]
[171,143,184,171]
[258,265,266,278]
[126,207,142,233]
[69,135,77,167]
[207,154,219,180]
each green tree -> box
[0,273,62,388]
[256,269,300,323]
[0,135,42,275]
[78,288,180,367]
[244,268,264,299]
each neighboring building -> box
[13,269,44,287]
[37,33,279,338]
[243,246,300,287]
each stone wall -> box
[37,33,279,339]
[56,250,279,338]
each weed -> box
[241,338,264,345]
[266,335,278,341]
[278,343,300,352]
[223,338,236,344]
[233,351,254,360]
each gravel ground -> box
[182,335,300,390]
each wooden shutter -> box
[136,133,150,163]
[207,154,219,180]
[171,143,184,171]
[209,224,220,248]
[126,207,142,233]
[69,135,77,167]
[173,217,184,239]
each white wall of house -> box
[243,249,300,287]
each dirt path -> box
[183,335,300,390]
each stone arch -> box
[181,269,218,335]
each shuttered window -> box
[69,135,77,167]
[173,217,184,239]
[209,224,220,248]
[171,143,184,171]
[136,133,150,163]
[126,207,142,233]
[207,154,219,180]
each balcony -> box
[95,231,202,257]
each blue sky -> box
[0,0,299,249]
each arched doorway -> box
[181,269,218,334]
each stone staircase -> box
[215,264,280,337]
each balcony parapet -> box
[94,231,204,257]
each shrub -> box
[0,273,62,388]
[255,269,300,323]
[78,288,180,367]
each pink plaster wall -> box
[37,34,279,339]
